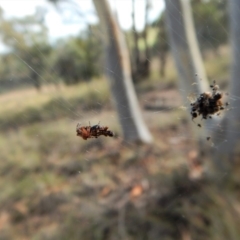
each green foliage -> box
[0,7,52,91]
[24,43,53,90]
[191,0,228,51]
[0,8,48,53]
[150,12,169,77]
[151,12,169,55]
[53,29,102,85]
[0,7,103,91]
[151,0,228,56]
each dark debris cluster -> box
[90,124,114,137]
[190,81,228,121]
[76,122,114,140]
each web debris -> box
[188,81,230,143]
[189,80,229,122]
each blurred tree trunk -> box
[131,0,150,81]
[158,22,168,78]
[226,0,240,153]
[165,0,209,97]
[93,0,152,143]
[164,0,211,143]
[142,0,150,76]
[131,0,140,79]
[213,0,240,166]
[157,14,169,78]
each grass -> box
[0,81,191,239]
[0,79,110,131]
[0,44,238,239]
[204,45,231,87]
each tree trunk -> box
[226,0,240,154]
[131,0,140,78]
[165,0,209,97]
[158,17,168,78]
[164,0,212,142]
[92,0,152,143]
[214,0,240,165]
[142,0,150,77]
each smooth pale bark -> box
[214,0,240,163]
[227,0,240,151]
[165,0,213,142]
[92,0,152,143]
[165,0,209,99]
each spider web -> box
[0,1,236,184]
[0,0,240,239]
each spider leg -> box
[76,123,81,130]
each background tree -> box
[92,0,152,143]
[27,43,52,91]
[141,0,151,77]
[131,0,151,82]
[0,8,50,90]
[53,28,102,85]
[131,0,140,81]
[164,0,211,144]
[152,0,228,78]
[152,12,169,77]
[191,0,228,55]
[213,0,240,168]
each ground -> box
[0,78,198,239]
[1,49,240,240]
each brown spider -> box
[76,122,114,140]
[190,81,228,122]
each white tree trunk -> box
[227,0,240,152]
[92,0,152,143]
[215,0,240,161]
[165,0,209,95]
[165,0,211,141]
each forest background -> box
[0,0,239,239]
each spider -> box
[95,126,114,137]
[76,122,114,140]
[76,123,93,140]
[90,122,101,133]
[190,81,227,122]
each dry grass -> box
[0,78,110,131]
[204,45,230,86]
[0,78,108,114]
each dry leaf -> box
[100,186,111,198]
[130,185,143,198]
